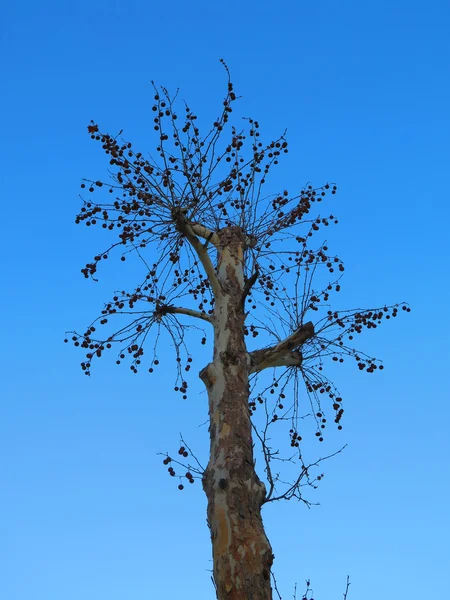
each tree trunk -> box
[200,227,273,600]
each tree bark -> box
[200,226,273,600]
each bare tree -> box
[67,61,409,599]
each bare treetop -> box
[67,60,409,504]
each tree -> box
[67,61,409,600]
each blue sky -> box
[1,1,449,598]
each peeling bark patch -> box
[221,422,231,437]
[215,504,231,557]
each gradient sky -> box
[1,1,449,599]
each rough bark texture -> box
[200,226,274,600]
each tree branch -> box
[241,265,259,310]
[263,445,347,504]
[172,208,221,297]
[162,304,213,324]
[190,222,220,246]
[249,322,314,373]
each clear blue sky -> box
[1,1,449,598]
